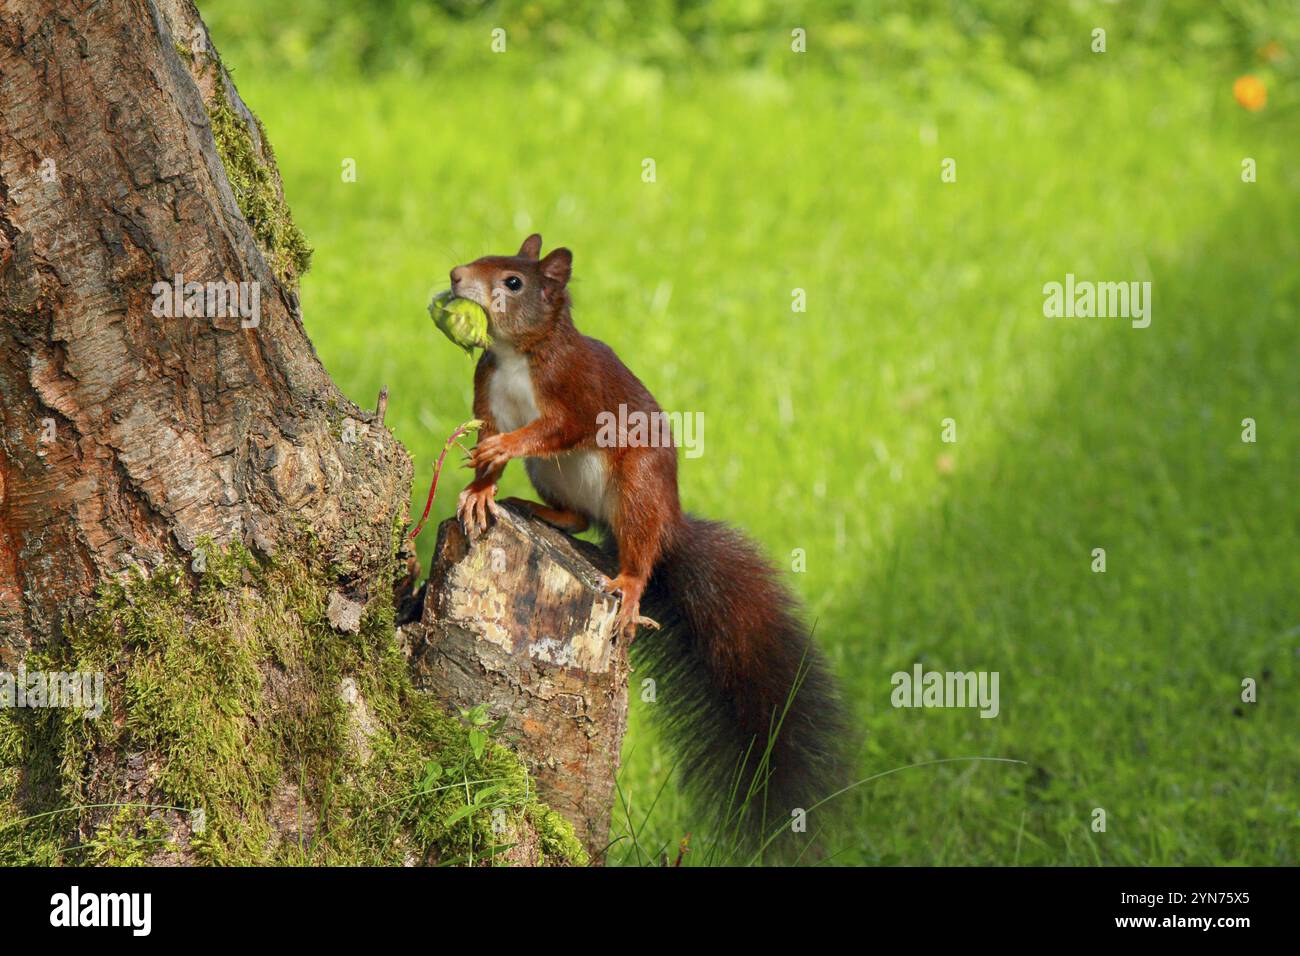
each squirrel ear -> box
[540,247,572,286]
[518,234,542,259]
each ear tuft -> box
[540,247,572,286]
[518,234,543,259]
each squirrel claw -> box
[604,573,655,641]
[614,610,659,644]
[456,483,498,537]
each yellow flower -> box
[1233,75,1267,112]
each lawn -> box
[227,54,1299,864]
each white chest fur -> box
[487,346,611,522]
[487,345,540,432]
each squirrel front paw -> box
[467,433,514,472]
[456,482,499,536]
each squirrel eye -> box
[504,275,523,291]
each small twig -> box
[375,385,388,425]
[408,418,484,541]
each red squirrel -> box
[452,234,847,833]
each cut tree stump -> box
[400,502,631,862]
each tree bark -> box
[401,502,631,862]
[0,0,627,864]
[0,0,409,656]
[0,0,416,861]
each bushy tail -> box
[631,515,850,849]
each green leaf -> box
[468,728,487,760]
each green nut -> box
[429,290,492,355]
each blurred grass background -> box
[200,0,1299,864]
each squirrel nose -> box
[450,267,465,287]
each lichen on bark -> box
[0,541,586,867]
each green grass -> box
[225,56,1299,865]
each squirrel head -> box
[450,234,572,349]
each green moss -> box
[527,803,589,864]
[205,87,312,287]
[0,715,18,766]
[82,807,180,867]
[0,717,19,851]
[0,707,64,865]
[0,541,586,867]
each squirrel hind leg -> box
[499,496,590,534]
[605,572,659,641]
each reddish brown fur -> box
[452,234,683,632]
[450,236,848,835]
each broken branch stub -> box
[401,502,631,862]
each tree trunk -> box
[0,0,408,655]
[0,0,622,865]
[401,503,631,862]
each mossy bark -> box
[0,0,591,865]
[0,541,585,865]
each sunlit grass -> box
[233,59,1299,865]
